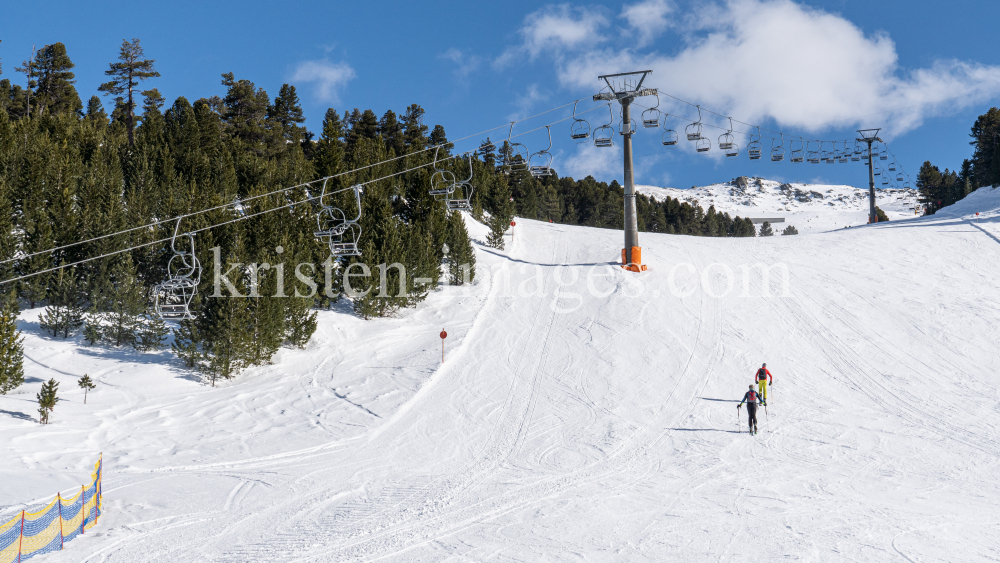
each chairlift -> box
[807,141,820,164]
[696,137,711,153]
[594,105,615,148]
[447,152,476,211]
[502,122,530,172]
[879,143,888,161]
[888,157,897,172]
[570,100,591,141]
[881,175,889,186]
[790,138,804,163]
[686,105,704,141]
[662,121,679,147]
[838,141,849,163]
[529,126,554,178]
[771,134,785,162]
[719,117,736,150]
[153,218,202,321]
[748,127,763,161]
[315,180,363,258]
[725,141,739,158]
[851,141,862,161]
[896,172,904,182]
[820,141,832,163]
[642,94,661,128]
[429,146,458,198]
[904,180,911,189]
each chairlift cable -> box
[0,102,610,286]
[2,97,610,268]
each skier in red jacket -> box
[755,363,772,405]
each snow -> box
[3,193,1000,562]
[636,177,922,233]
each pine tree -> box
[759,221,774,236]
[781,225,799,235]
[875,206,889,223]
[314,108,345,178]
[136,314,169,352]
[78,374,95,404]
[86,95,108,125]
[36,378,59,424]
[96,256,147,348]
[268,84,305,141]
[21,43,82,117]
[0,293,25,395]
[446,212,476,285]
[172,318,203,368]
[486,175,514,249]
[99,38,160,147]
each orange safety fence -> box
[0,455,102,563]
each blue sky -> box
[3,0,999,190]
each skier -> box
[738,385,762,434]
[755,362,772,405]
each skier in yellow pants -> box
[755,363,772,406]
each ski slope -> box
[2,187,1000,562]
[637,178,921,233]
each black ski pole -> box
[764,402,770,433]
[737,405,741,433]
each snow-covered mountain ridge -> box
[637,176,920,233]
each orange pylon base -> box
[621,247,648,272]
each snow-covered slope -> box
[637,177,920,233]
[2,199,1000,562]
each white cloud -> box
[495,5,609,69]
[440,48,481,78]
[556,0,1000,137]
[621,0,674,46]
[290,60,356,104]
[560,141,622,181]
[508,84,549,121]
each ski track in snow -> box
[3,187,1000,562]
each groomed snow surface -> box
[636,178,921,233]
[3,187,1000,562]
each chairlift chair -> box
[896,172,904,182]
[879,143,888,161]
[447,152,476,211]
[748,127,763,161]
[662,126,679,147]
[153,219,202,321]
[570,101,591,141]
[771,134,785,162]
[686,106,704,141]
[642,95,661,128]
[725,142,740,158]
[696,137,711,153]
[790,138,804,163]
[881,175,889,186]
[719,117,736,150]
[315,181,363,258]
[851,141,862,162]
[502,122,530,171]
[529,126,554,178]
[594,105,615,147]
[807,141,820,164]
[429,147,458,198]
[838,141,850,163]
[888,158,897,172]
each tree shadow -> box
[0,409,35,422]
[699,397,740,403]
[478,247,614,268]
